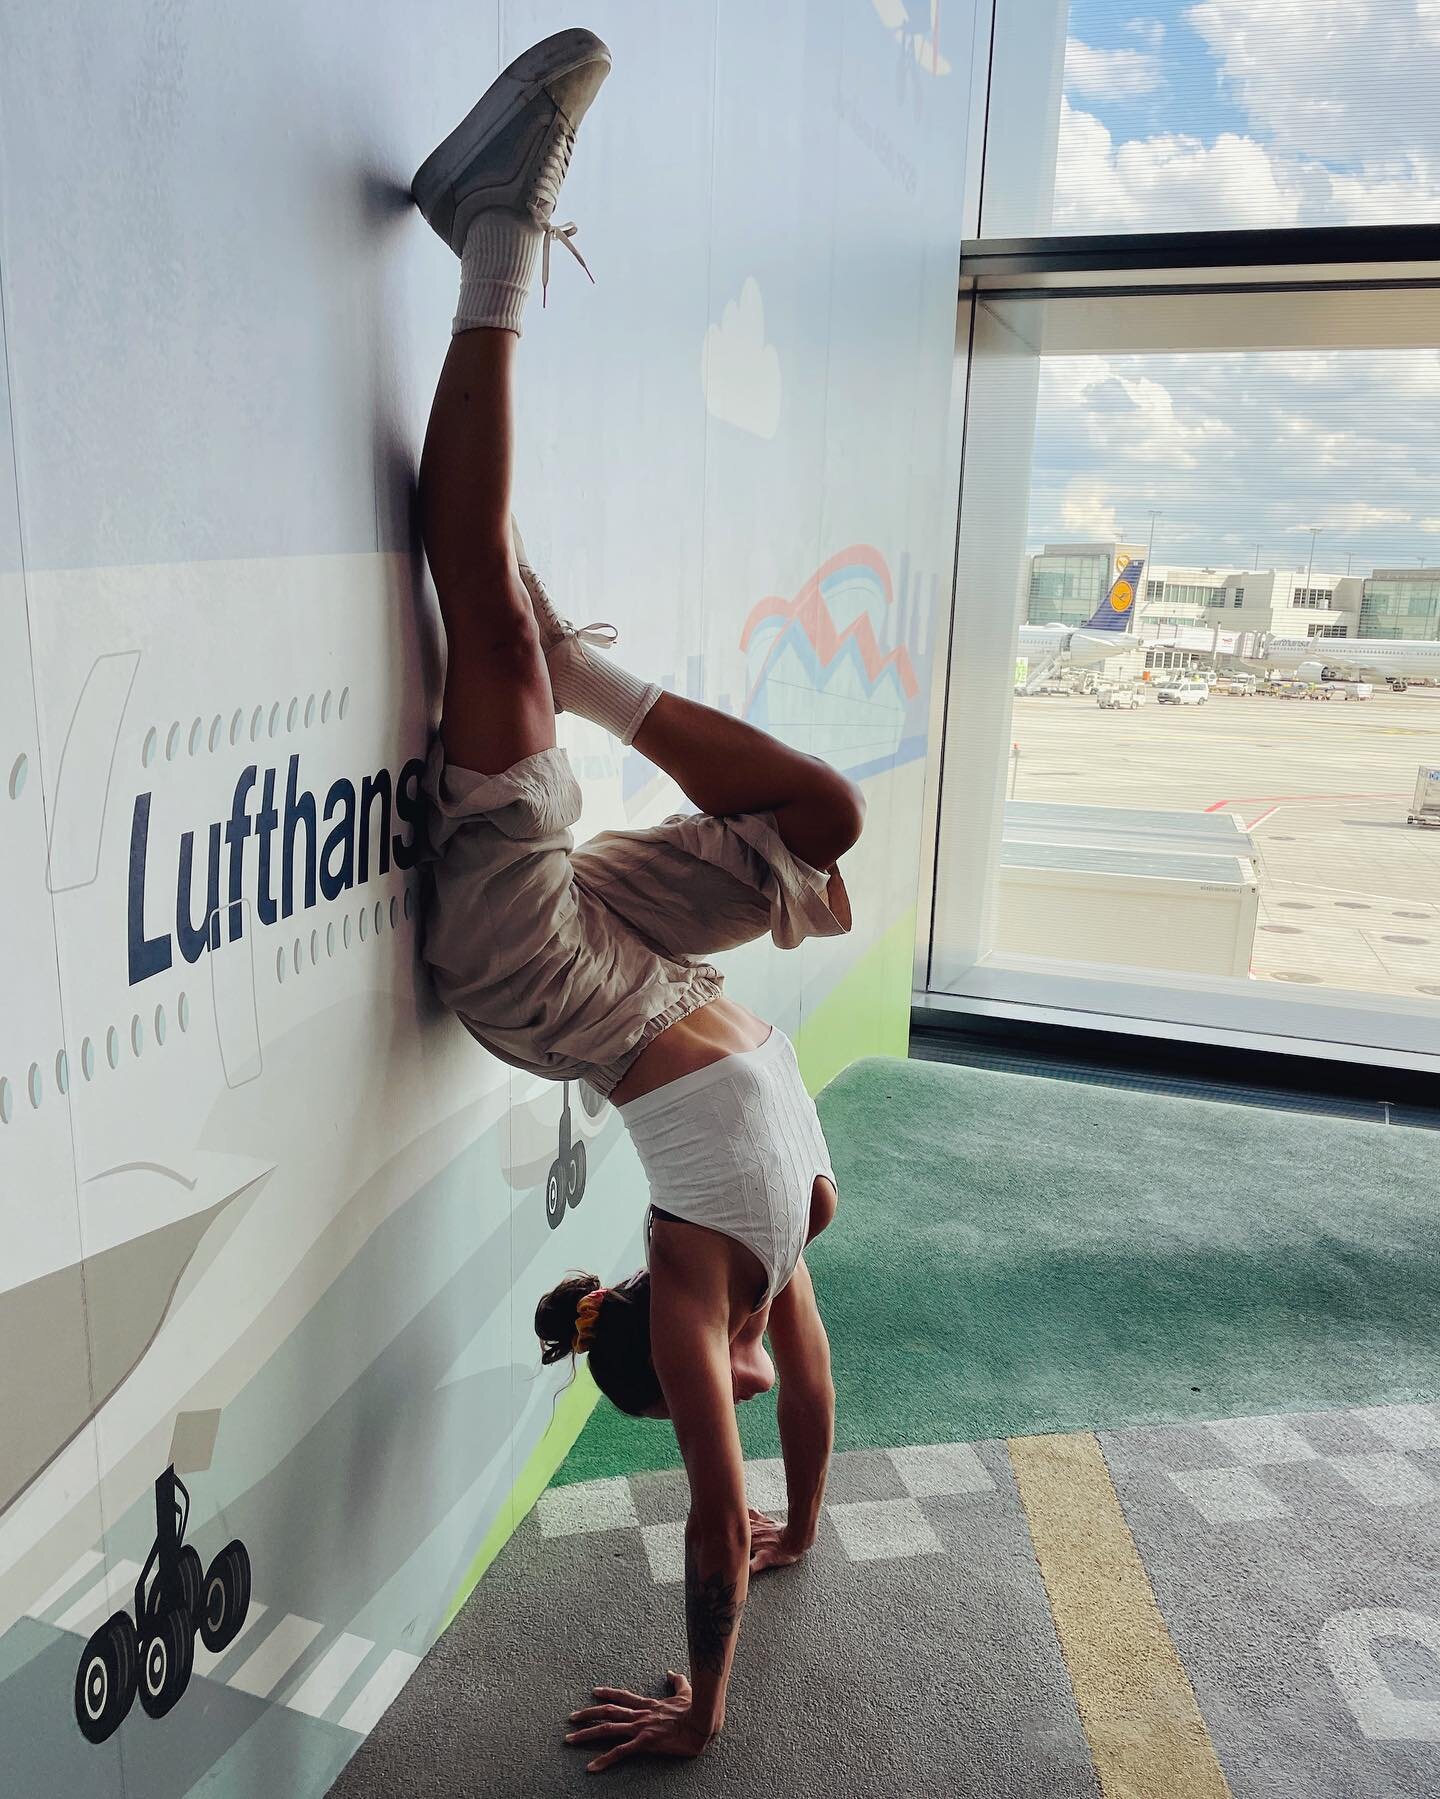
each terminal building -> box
[1023,543,1440,678]
[1359,567,1440,639]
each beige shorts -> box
[420,743,852,1098]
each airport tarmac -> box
[1008,685,1440,1001]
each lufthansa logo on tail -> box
[1110,580,1135,614]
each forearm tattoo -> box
[685,1544,742,1676]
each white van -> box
[1156,679,1208,706]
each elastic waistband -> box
[614,1025,787,1125]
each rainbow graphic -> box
[622,545,931,816]
[740,545,921,778]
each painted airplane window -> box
[1005,342,1440,1006]
[988,2,1440,236]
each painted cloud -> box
[701,277,781,440]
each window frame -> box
[918,223,1440,1075]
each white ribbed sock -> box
[453,212,541,337]
[547,635,663,745]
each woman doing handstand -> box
[411,28,863,1773]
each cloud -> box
[1185,0,1440,162]
[1054,96,1440,231]
[1057,2,1440,233]
[1042,361,1234,469]
[1058,477,1122,538]
[1285,504,1413,532]
[1055,100,1300,230]
[1064,37,1164,100]
[1028,349,1440,574]
[701,278,781,440]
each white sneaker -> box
[411,28,611,268]
[511,519,617,701]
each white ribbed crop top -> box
[614,1026,834,1309]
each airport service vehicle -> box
[1016,556,1146,694]
[1321,680,1372,700]
[1407,767,1440,829]
[1254,634,1440,693]
[1096,683,1145,709]
[1156,680,1208,706]
[1216,674,1258,695]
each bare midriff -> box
[608,994,772,1107]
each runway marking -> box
[1270,877,1440,911]
[286,1630,373,1718]
[338,1648,423,1736]
[1206,791,1407,811]
[228,1613,322,1698]
[27,1550,104,1618]
[25,1551,419,1731]
[1009,1431,1233,1799]
[55,1559,142,1635]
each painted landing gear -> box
[545,1081,588,1230]
[74,1465,251,1745]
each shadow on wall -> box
[358,165,440,691]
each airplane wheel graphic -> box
[566,1140,587,1208]
[545,1160,566,1230]
[139,1606,194,1720]
[75,1611,139,1744]
[199,1541,252,1655]
[177,1544,203,1619]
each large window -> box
[982,0,1440,239]
[921,54,1440,1072]
[1362,574,1440,639]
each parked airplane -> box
[1016,558,1144,693]
[1255,634,1440,692]
[0,592,534,1652]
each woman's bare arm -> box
[565,1235,750,1771]
[649,1244,752,1734]
[763,1258,835,1554]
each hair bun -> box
[535,1273,602,1365]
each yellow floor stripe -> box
[1009,1432,1233,1799]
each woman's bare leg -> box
[419,327,556,777]
[632,694,865,874]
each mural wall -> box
[0,1,977,1792]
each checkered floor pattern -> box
[538,1440,998,1582]
[1122,1402,1440,1524]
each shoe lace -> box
[531,115,592,305]
[541,219,592,305]
[566,620,617,649]
[521,562,616,649]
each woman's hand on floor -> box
[565,1669,714,1772]
[747,1507,809,1574]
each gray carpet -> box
[326,1444,1097,1798]
[1106,1402,1440,1798]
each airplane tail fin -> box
[1082,557,1144,632]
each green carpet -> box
[553,1053,1440,1486]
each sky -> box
[1025,1,1440,576]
